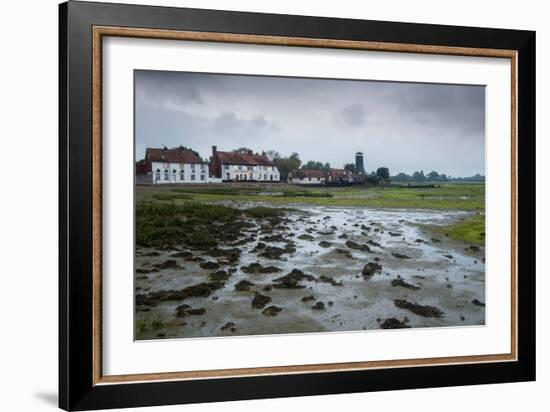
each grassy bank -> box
[138,183,484,211]
[431,214,485,246]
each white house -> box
[287,169,326,185]
[210,146,280,182]
[138,147,210,184]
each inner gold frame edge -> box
[91,25,518,386]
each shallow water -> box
[135,205,485,340]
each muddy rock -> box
[153,260,179,270]
[251,292,272,309]
[206,247,241,263]
[335,249,353,258]
[259,246,290,260]
[175,304,206,317]
[262,305,282,316]
[468,245,481,252]
[345,240,371,252]
[312,301,326,310]
[366,240,382,248]
[394,299,444,318]
[200,261,220,270]
[262,285,273,292]
[235,279,255,292]
[136,268,158,274]
[319,241,332,248]
[380,317,411,329]
[260,233,287,242]
[391,278,421,290]
[443,254,454,259]
[273,269,315,289]
[362,262,383,278]
[170,251,193,258]
[388,232,402,237]
[209,270,231,281]
[220,322,236,331]
[316,275,343,287]
[241,262,282,274]
[431,238,441,243]
[472,298,486,307]
[136,281,224,306]
[301,295,315,302]
[297,234,314,241]
[392,252,411,259]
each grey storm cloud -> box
[135,70,485,177]
[337,104,368,128]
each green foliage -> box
[344,163,356,173]
[271,152,302,180]
[376,167,390,180]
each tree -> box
[344,163,356,173]
[426,171,440,181]
[412,170,426,182]
[174,145,200,159]
[301,160,325,170]
[233,147,253,154]
[376,167,390,180]
[269,151,302,180]
[392,172,410,182]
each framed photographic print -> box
[59,1,535,410]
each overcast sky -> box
[135,70,485,177]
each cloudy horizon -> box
[135,70,485,177]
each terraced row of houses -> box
[136,146,365,186]
[136,146,280,184]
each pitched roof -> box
[215,150,274,166]
[146,148,204,164]
[327,168,351,178]
[292,169,325,179]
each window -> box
[180,170,184,180]
[247,166,252,171]
[264,174,267,180]
[244,175,247,181]
[155,169,160,181]
[164,169,169,180]
[226,172,230,180]
[191,164,196,172]
[191,174,195,181]
[224,164,229,170]
[270,175,273,181]
[172,169,177,179]
[201,163,206,170]
[200,174,205,181]
[309,177,312,181]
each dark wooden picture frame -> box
[59,1,536,410]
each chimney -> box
[262,151,266,156]
[212,145,217,157]
[248,149,253,155]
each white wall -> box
[222,164,280,181]
[0,1,547,412]
[151,161,208,183]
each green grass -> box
[151,193,194,201]
[433,214,486,245]
[140,183,484,211]
[136,201,285,248]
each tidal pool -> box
[135,205,485,340]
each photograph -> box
[133,70,487,340]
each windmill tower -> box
[355,152,366,175]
